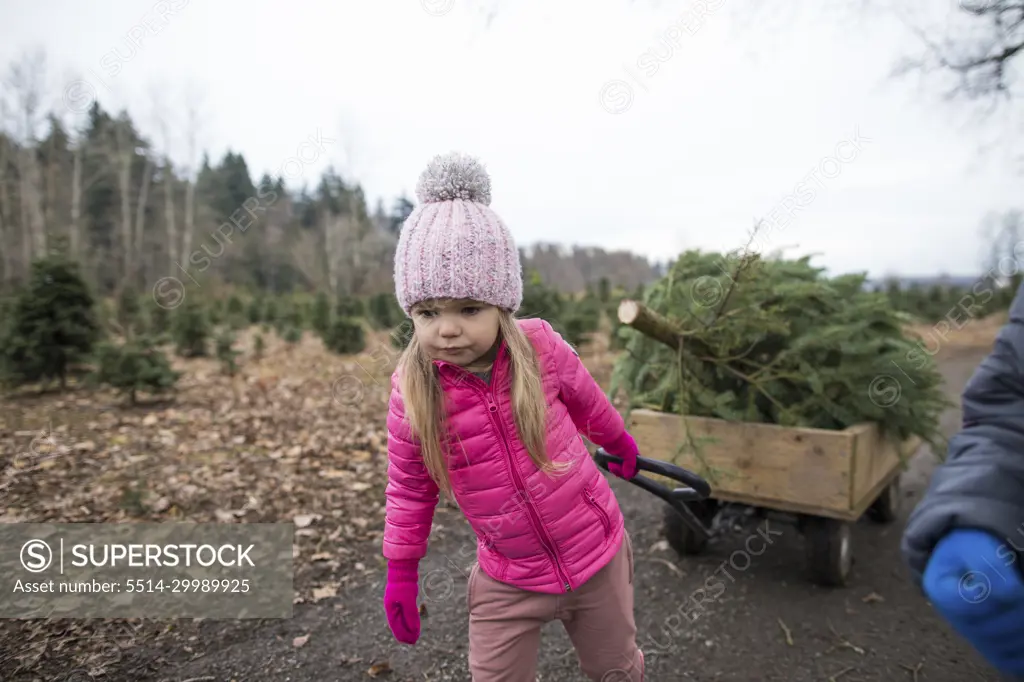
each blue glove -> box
[922,528,1024,675]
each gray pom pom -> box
[415,151,492,205]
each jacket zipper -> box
[447,357,573,592]
[481,536,509,581]
[483,386,573,592]
[584,487,611,537]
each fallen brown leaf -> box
[311,583,339,602]
[367,660,392,677]
[294,513,321,528]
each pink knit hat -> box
[393,152,523,315]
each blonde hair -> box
[397,308,570,499]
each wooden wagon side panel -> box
[849,424,921,518]
[625,408,857,515]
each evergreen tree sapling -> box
[248,297,263,324]
[276,303,303,336]
[216,330,241,375]
[91,335,180,405]
[146,296,172,338]
[312,291,331,335]
[226,294,247,329]
[172,297,210,357]
[263,298,278,326]
[116,286,142,336]
[208,298,224,325]
[368,292,403,329]
[252,332,265,361]
[335,295,365,320]
[2,256,101,389]
[323,315,365,354]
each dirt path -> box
[0,340,1004,681]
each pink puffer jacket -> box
[382,317,631,593]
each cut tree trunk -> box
[617,299,683,351]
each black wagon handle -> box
[593,448,712,503]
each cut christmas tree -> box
[607,246,950,520]
[611,248,948,443]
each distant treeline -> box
[874,274,1022,324]
[0,50,662,300]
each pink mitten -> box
[605,431,639,480]
[384,560,420,645]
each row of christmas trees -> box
[0,253,402,403]
[0,251,639,404]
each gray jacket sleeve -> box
[901,280,1024,587]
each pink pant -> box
[466,531,644,681]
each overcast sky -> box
[1,0,1021,278]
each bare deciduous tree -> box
[0,96,14,284]
[150,82,179,274]
[292,227,325,287]
[112,116,134,281]
[6,48,48,259]
[892,1,1024,101]
[69,131,83,261]
[180,84,204,270]
[133,151,153,282]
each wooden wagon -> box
[624,407,921,586]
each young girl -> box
[381,152,645,681]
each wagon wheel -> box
[867,475,901,524]
[663,500,718,556]
[803,516,852,587]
